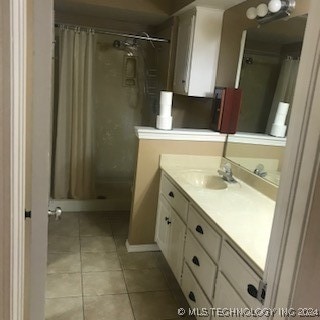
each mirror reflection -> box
[225,14,307,186]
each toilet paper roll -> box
[156,115,172,130]
[270,124,287,137]
[159,91,173,117]
[274,102,289,126]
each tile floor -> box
[46,211,196,320]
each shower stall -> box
[50,25,168,211]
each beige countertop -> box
[160,155,275,272]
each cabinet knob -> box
[167,220,171,225]
[168,191,174,198]
[182,80,186,83]
[195,225,204,234]
[188,291,196,302]
[247,284,258,298]
[192,256,200,266]
[165,217,169,221]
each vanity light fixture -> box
[246,0,296,24]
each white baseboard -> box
[125,239,159,252]
[49,198,131,212]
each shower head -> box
[113,39,138,56]
[113,40,121,48]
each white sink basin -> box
[182,170,228,190]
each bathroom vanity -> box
[155,155,276,319]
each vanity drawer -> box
[188,206,221,262]
[161,174,188,221]
[185,230,217,299]
[182,263,212,320]
[220,242,262,308]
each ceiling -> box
[55,0,247,26]
[247,14,307,45]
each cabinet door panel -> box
[155,195,171,259]
[167,208,186,283]
[173,13,195,94]
[213,272,247,320]
[220,242,261,308]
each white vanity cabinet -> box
[155,170,265,317]
[173,7,223,97]
[155,175,188,282]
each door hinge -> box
[258,280,267,304]
[25,210,31,219]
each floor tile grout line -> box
[154,252,190,316]
[113,227,137,320]
[48,212,188,319]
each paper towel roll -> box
[270,124,287,137]
[159,91,173,117]
[156,115,172,130]
[274,102,289,125]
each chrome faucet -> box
[254,164,267,178]
[218,163,236,183]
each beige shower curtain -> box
[54,27,95,199]
[266,57,300,134]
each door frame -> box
[0,0,26,319]
[264,0,320,310]
[1,0,320,319]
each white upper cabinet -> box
[173,7,223,97]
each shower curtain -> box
[54,28,96,199]
[266,57,300,134]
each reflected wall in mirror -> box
[225,14,308,186]
[226,133,286,185]
[238,15,307,134]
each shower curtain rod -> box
[55,23,170,43]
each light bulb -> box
[246,7,257,20]
[268,0,282,13]
[257,3,268,17]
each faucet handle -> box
[254,163,267,177]
[224,162,232,174]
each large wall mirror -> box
[225,14,307,186]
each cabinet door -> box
[213,273,247,320]
[155,195,171,259]
[220,242,262,308]
[173,13,195,95]
[167,208,186,282]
